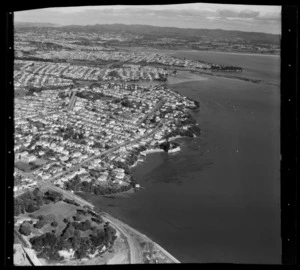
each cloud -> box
[256,12,281,21]
[217,9,260,18]
[14,5,281,34]
[239,10,260,18]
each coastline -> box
[124,46,279,57]
[101,211,181,263]
[167,71,208,85]
[74,190,181,263]
[129,149,164,168]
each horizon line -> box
[14,21,281,35]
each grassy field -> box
[25,200,105,238]
[30,201,79,236]
[15,159,49,173]
[15,161,34,173]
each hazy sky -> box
[14,4,281,34]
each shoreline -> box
[167,70,208,85]
[74,191,181,263]
[129,139,184,168]
[101,211,181,263]
[123,46,280,57]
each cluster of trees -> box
[159,140,180,152]
[120,97,134,108]
[14,188,64,216]
[44,190,64,203]
[76,91,106,101]
[124,153,138,167]
[19,221,32,236]
[159,140,171,152]
[107,70,121,79]
[93,184,132,195]
[211,64,243,72]
[30,218,117,261]
[155,73,167,82]
[28,87,42,93]
[63,198,80,207]
[34,217,47,229]
[65,177,132,196]
[57,126,84,141]
[19,214,58,236]
[112,160,130,174]
[15,188,42,215]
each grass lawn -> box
[34,158,48,166]
[15,161,33,172]
[15,159,49,173]
[30,201,80,236]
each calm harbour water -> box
[79,52,281,264]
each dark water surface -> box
[79,52,281,264]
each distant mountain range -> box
[14,22,61,28]
[14,22,280,44]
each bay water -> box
[79,52,281,264]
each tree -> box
[77,219,91,231]
[44,190,63,202]
[61,224,75,240]
[43,232,57,247]
[51,221,58,227]
[34,219,47,229]
[30,235,44,251]
[26,203,40,213]
[63,218,69,223]
[19,222,32,236]
[90,230,105,246]
[32,188,43,198]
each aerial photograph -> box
[13,3,281,265]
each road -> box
[35,179,143,262]
[14,119,173,264]
[37,179,179,264]
[67,91,77,111]
[14,230,29,248]
[46,119,165,183]
[15,118,165,195]
[39,179,94,209]
[136,99,165,127]
[101,214,141,263]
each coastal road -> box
[101,214,141,264]
[38,179,94,209]
[35,180,142,263]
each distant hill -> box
[14,22,61,28]
[15,23,281,44]
[60,24,281,44]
